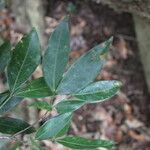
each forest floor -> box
[0,1,150,150]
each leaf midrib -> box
[0,95,12,111]
[11,35,33,93]
[57,138,110,148]
[75,85,119,96]
[52,28,63,91]
[36,114,71,140]
[16,87,50,95]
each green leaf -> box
[36,113,72,140]
[0,41,11,73]
[7,29,41,93]
[57,37,113,94]
[0,95,23,114]
[15,77,53,98]
[43,17,70,92]
[55,99,85,114]
[29,101,52,111]
[55,121,71,138]
[0,117,35,134]
[0,91,9,105]
[74,80,122,103]
[56,136,115,150]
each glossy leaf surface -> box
[43,17,70,92]
[74,80,122,102]
[0,41,11,73]
[57,136,114,149]
[55,99,85,113]
[0,117,35,134]
[7,29,41,92]
[36,113,72,140]
[15,77,53,98]
[57,37,113,94]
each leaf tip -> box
[98,36,114,56]
[63,15,69,22]
[104,36,113,50]
[108,36,113,44]
[114,81,122,89]
[31,27,38,36]
[32,27,36,31]
[108,140,116,149]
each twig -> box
[0,135,17,141]
[11,110,49,139]
[2,97,55,143]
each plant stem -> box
[0,135,17,141]
[11,110,49,138]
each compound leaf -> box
[57,37,113,94]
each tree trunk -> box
[10,0,46,47]
[97,0,150,92]
[133,15,150,92]
[98,0,150,19]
